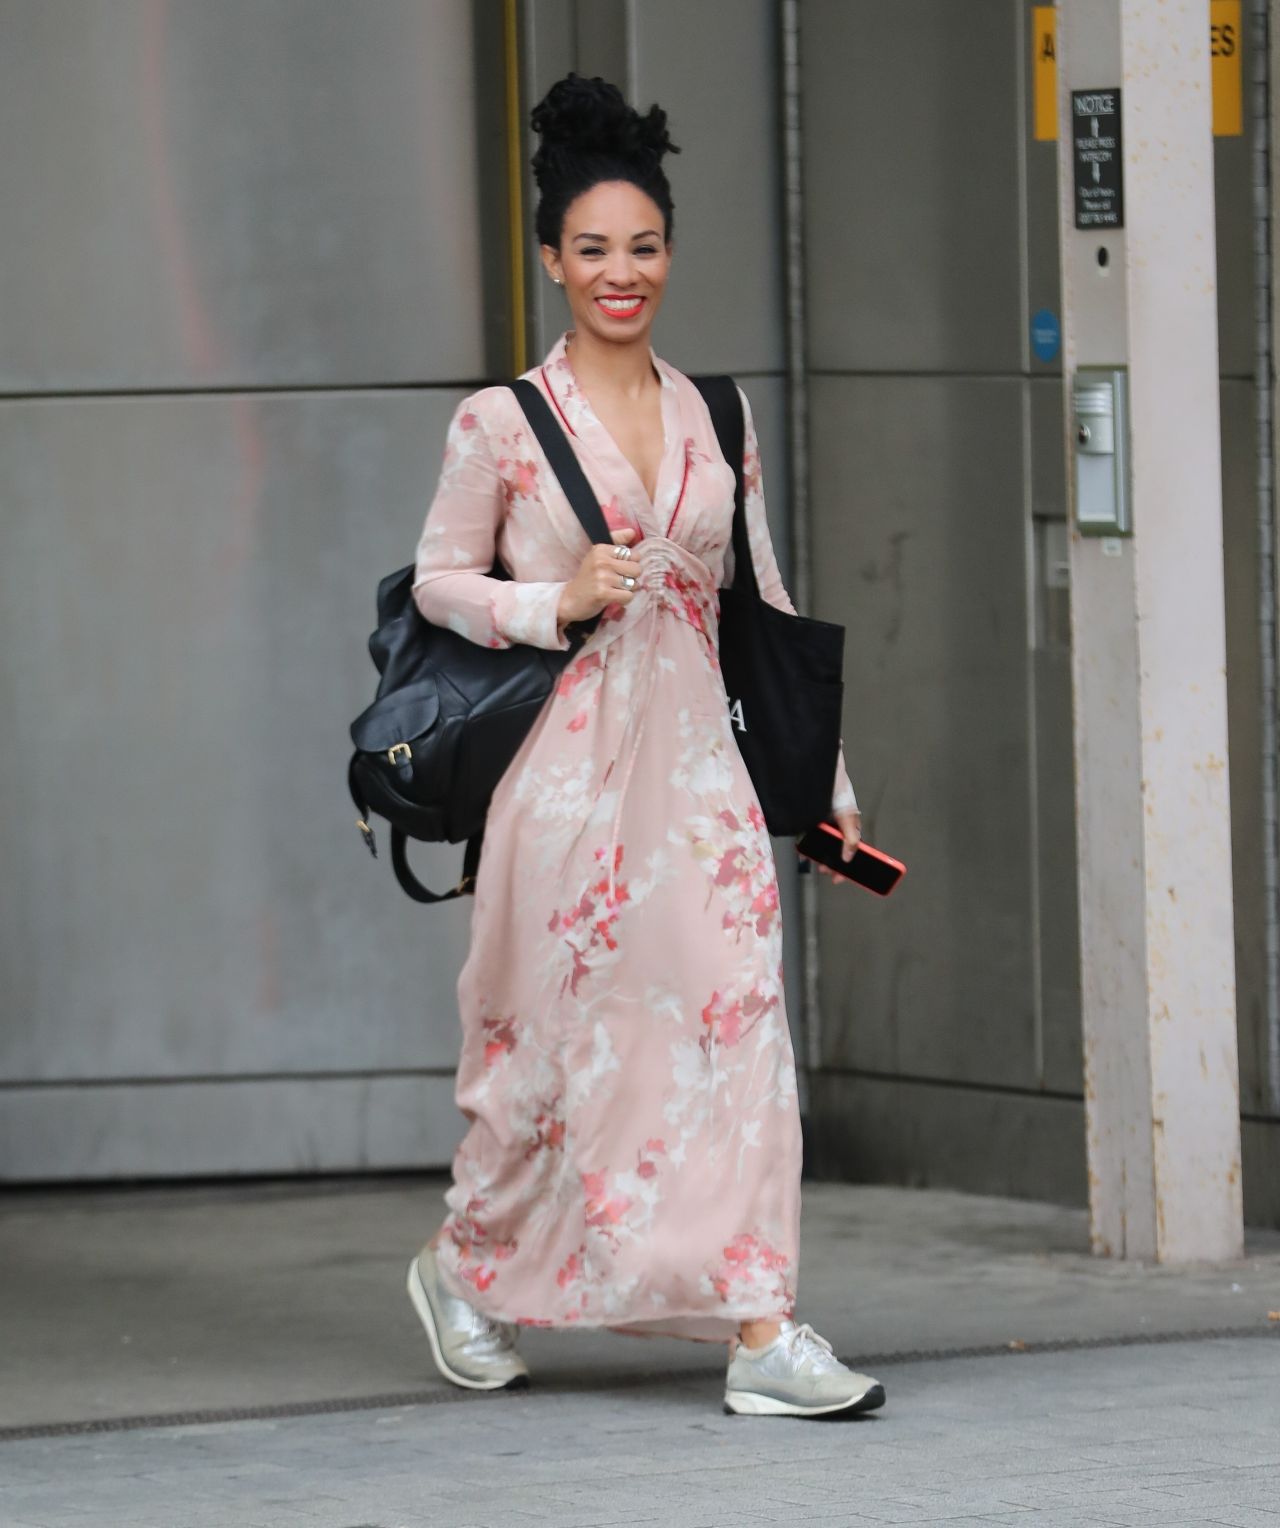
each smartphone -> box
[795,818,906,897]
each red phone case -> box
[795,819,906,896]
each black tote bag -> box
[690,375,846,837]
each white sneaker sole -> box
[405,1256,528,1392]
[723,1379,886,1417]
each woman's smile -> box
[594,294,647,318]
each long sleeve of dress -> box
[729,385,859,817]
[412,395,572,652]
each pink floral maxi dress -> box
[412,331,858,1342]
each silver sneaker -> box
[724,1319,885,1417]
[406,1245,530,1391]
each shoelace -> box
[781,1321,842,1373]
[466,1306,517,1347]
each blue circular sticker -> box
[1031,307,1060,363]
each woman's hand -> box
[815,807,863,878]
[556,528,640,629]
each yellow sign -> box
[1032,7,1057,142]
[1211,0,1243,137]
[1032,0,1242,141]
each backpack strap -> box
[347,753,482,903]
[508,378,619,648]
[688,374,757,598]
[508,379,614,546]
[391,826,484,905]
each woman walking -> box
[405,73,883,1420]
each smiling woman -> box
[403,70,877,1423]
[536,163,674,514]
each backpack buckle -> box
[386,742,412,766]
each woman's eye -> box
[579,245,658,256]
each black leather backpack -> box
[347,379,611,902]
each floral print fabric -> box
[412,330,857,1342]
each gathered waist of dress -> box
[585,537,723,904]
[588,535,720,654]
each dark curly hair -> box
[530,72,680,250]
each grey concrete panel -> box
[570,0,630,91]
[810,1072,1088,1206]
[525,0,783,371]
[810,375,1039,1088]
[1242,1117,1280,1226]
[802,0,1025,375]
[0,0,486,391]
[1034,632,1084,1096]
[0,1074,465,1182]
[1213,19,1254,379]
[1029,379,1083,1094]
[0,390,477,1084]
[1034,634,1083,1094]
[1030,375,1069,520]
[631,0,785,376]
[1221,379,1270,1116]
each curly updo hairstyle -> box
[530,72,681,250]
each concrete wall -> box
[0,0,497,1177]
[0,0,795,1181]
[3,0,1274,1225]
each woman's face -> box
[541,180,672,345]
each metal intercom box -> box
[1072,367,1131,535]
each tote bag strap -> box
[689,374,759,599]
[508,379,614,546]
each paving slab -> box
[0,1173,1276,1434]
[0,1337,1276,1527]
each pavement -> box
[1,1172,1278,1526]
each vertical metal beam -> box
[778,0,820,1110]
[504,0,528,376]
[1055,0,1244,1261]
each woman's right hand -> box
[556,528,641,628]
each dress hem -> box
[436,1256,792,1344]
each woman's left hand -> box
[815,808,862,877]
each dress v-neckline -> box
[561,341,671,522]
[579,378,666,510]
